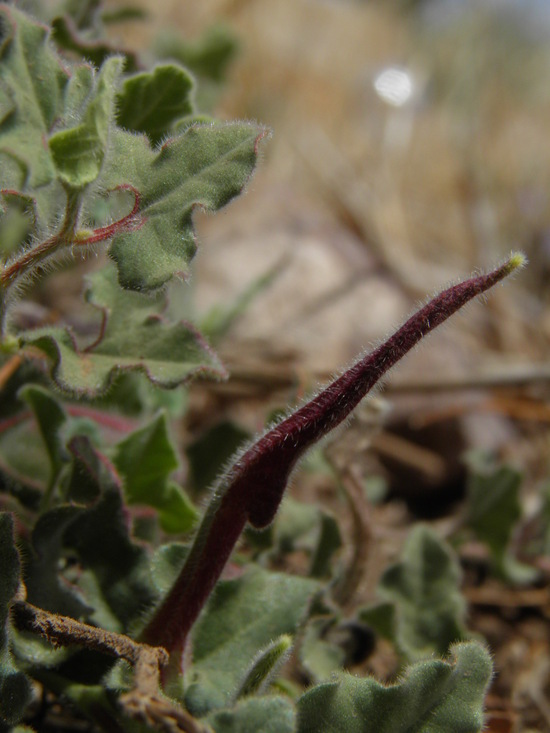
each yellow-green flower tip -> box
[505,251,528,273]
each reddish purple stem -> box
[142,255,524,668]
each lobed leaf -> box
[187,421,251,493]
[24,503,91,620]
[299,617,347,684]
[63,62,94,118]
[62,436,157,630]
[357,603,396,644]
[19,263,227,395]
[0,190,36,254]
[185,567,319,716]
[154,25,239,83]
[207,696,296,733]
[248,497,342,579]
[50,14,139,72]
[149,542,189,596]
[377,525,467,661]
[99,123,268,291]
[113,412,198,534]
[465,454,536,583]
[18,384,68,491]
[49,56,123,189]
[297,642,492,733]
[116,64,194,146]
[0,408,52,496]
[0,5,68,188]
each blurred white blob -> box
[373,67,414,108]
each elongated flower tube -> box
[142,253,526,670]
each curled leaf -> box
[143,255,526,665]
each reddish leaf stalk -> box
[142,254,525,669]
[0,185,141,289]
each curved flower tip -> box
[505,251,528,274]
[143,253,527,667]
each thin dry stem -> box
[326,456,373,607]
[12,600,165,667]
[11,602,206,733]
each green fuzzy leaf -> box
[153,482,198,534]
[63,62,94,121]
[174,113,216,134]
[357,602,396,643]
[155,25,239,83]
[49,56,123,189]
[149,542,189,596]
[0,78,15,124]
[235,635,293,700]
[62,436,157,630]
[18,384,67,492]
[0,5,68,187]
[297,641,492,733]
[377,526,467,661]
[101,7,148,24]
[50,14,139,72]
[0,513,32,726]
[11,628,70,670]
[251,497,342,579]
[116,64,194,146]
[465,455,536,583]
[465,455,521,555]
[207,696,296,733]
[271,498,320,555]
[19,263,227,395]
[24,504,92,618]
[0,190,36,254]
[113,411,178,494]
[299,617,346,684]
[90,371,188,416]
[185,567,319,716]
[99,122,268,291]
[187,421,251,493]
[0,409,51,494]
[113,412,198,534]
[28,675,120,732]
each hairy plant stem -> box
[1,186,81,289]
[0,186,81,338]
[12,600,166,667]
[142,255,525,672]
[0,185,140,339]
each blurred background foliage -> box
[103,0,550,304]
[98,0,550,538]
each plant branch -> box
[0,185,141,338]
[330,463,373,607]
[142,254,526,671]
[12,601,208,733]
[1,186,81,290]
[12,600,165,667]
